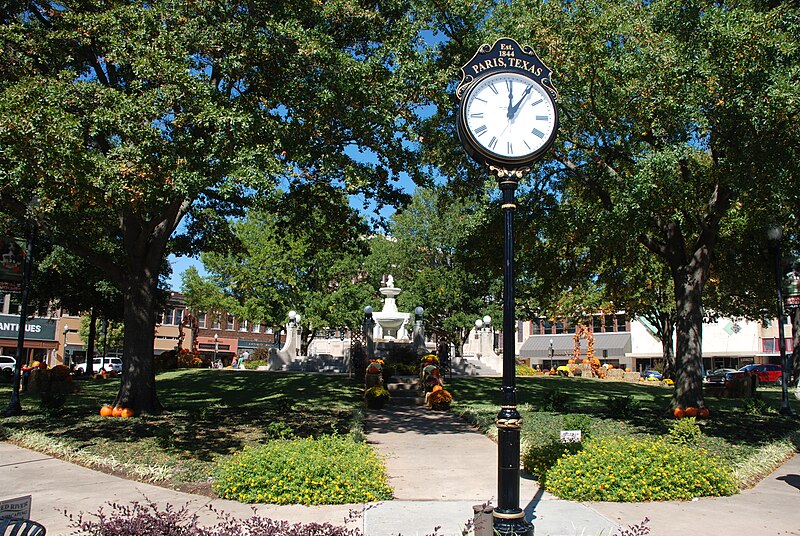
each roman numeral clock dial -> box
[462,72,557,165]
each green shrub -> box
[244,359,269,370]
[516,365,538,376]
[668,416,701,445]
[211,435,393,504]
[265,421,295,439]
[742,397,774,415]
[604,395,641,418]
[546,437,738,501]
[523,440,583,487]
[562,414,593,440]
[541,389,569,412]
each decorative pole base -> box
[493,514,534,536]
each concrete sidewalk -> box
[363,406,616,536]
[1,404,799,535]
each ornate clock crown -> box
[456,38,558,103]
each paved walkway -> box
[1,405,799,535]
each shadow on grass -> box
[0,370,363,471]
[448,375,800,449]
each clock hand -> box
[507,80,514,119]
[508,85,533,119]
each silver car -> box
[0,355,16,377]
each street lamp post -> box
[767,225,795,416]
[213,333,219,367]
[364,306,375,361]
[549,339,554,370]
[63,325,69,368]
[294,313,302,357]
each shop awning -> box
[519,333,632,359]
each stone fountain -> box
[370,275,411,341]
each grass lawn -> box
[447,374,800,487]
[2,369,799,499]
[0,369,365,494]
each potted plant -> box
[364,386,390,409]
[427,388,453,411]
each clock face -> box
[461,71,557,162]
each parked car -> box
[703,368,737,385]
[75,357,123,374]
[0,355,16,378]
[739,364,783,387]
[641,369,663,381]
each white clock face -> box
[463,72,557,161]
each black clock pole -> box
[494,179,534,536]
[455,37,558,536]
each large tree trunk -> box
[672,266,705,409]
[115,270,162,414]
[643,309,676,378]
[659,312,675,379]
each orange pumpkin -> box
[120,407,136,418]
[100,405,114,417]
[684,406,698,418]
[625,368,631,373]
[432,385,443,392]
[673,407,685,419]
[112,406,123,417]
[698,407,710,418]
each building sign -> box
[0,314,56,341]
[0,495,32,520]
[0,237,25,293]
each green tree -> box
[79,315,124,358]
[479,0,800,409]
[183,182,374,353]
[0,1,435,413]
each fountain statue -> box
[370,275,411,341]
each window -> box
[530,320,541,335]
[763,338,794,353]
[226,315,234,330]
[198,313,206,329]
[252,322,260,333]
[593,315,604,333]
[605,315,616,332]
[174,308,183,326]
[616,314,628,332]
[240,320,248,332]
[212,314,221,330]
[542,320,553,334]
[555,321,565,334]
